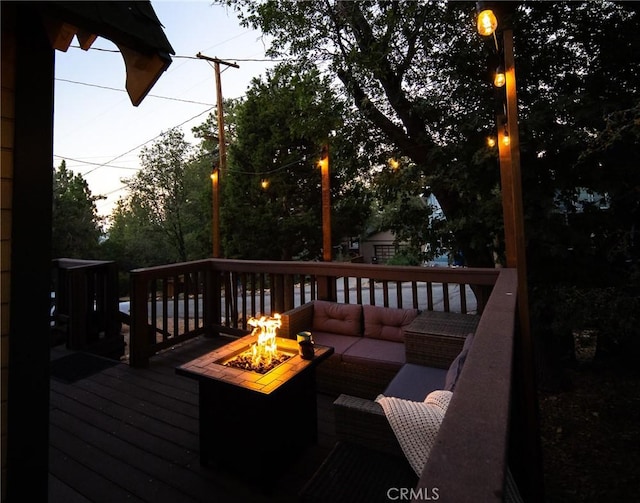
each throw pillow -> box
[312,300,363,336]
[376,390,453,476]
[444,333,474,392]
[363,304,419,342]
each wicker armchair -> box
[299,393,420,502]
[333,393,403,457]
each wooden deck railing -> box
[51,258,124,359]
[128,259,500,367]
[126,260,534,501]
[419,267,522,502]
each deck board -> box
[49,335,338,502]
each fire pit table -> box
[176,332,333,485]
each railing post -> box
[283,274,295,312]
[67,268,88,350]
[272,274,285,314]
[316,275,337,302]
[207,267,222,336]
[129,272,150,368]
[105,261,120,340]
[203,267,213,336]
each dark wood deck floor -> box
[49,336,337,502]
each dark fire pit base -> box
[176,335,333,489]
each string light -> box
[502,126,510,146]
[477,8,497,36]
[494,65,506,87]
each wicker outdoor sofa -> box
[279,300,476,399]
[291,305,524,503]
[279,300,417,398]
[300,367,523,503]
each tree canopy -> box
[216,0,640,277]
[104,128,211,267]
[52,160,103,259]
[221,62,372,260]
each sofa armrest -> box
[404,312,479,369]
[279,301,315,339]
[333,394,404,458]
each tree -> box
[216,0,501,266]
[117,128,195,264]
[220,62,372,260]
[216,1,640,271]
[101,197,174,271]
[52,160,103,259]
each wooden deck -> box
[49,336,337,502]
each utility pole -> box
[196,52,239,257]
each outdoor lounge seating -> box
[331,332,474,455]
[300,328,524,503]
[299,333,478,502]
[279,300,421,398]
[123,261,531,501]
[279,299,478,399]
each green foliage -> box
[218,0,501,266]
[52,160,104,259]
[216,0,640,356]
[221,61,372,260]
[101,198,174,271]
[514,2,640,290]
[103,128,209,268]
[534,284,640,359]
[386,248,421,267]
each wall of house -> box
[2,4,55,500]
[359,230,396,264]
[0,5,16,499]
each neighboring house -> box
[359,229,406,264]
[360,193,445,264]
[0,3,174,500]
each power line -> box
[67,44,289,63]
[53,154,138,171]
[231,157,308,176]
[55,78,216,106]
[76,106,215,177]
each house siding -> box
[1,5,17,499]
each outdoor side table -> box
[404,310,480,369]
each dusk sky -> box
[53,1,276,218]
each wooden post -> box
[498,27,543,502]
[211,169,220,258]
[317,144,336,300]
[319,144,332,262]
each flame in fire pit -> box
[223,314,292,374]
[248,314,282,368]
